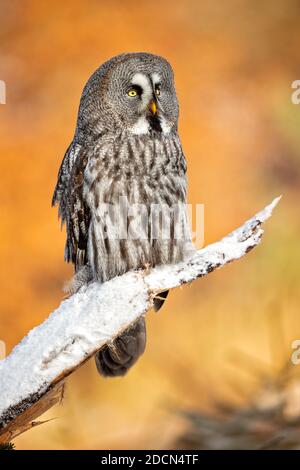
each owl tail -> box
[95,317,146,377]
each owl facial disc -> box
[75,53,179,140]
[128,72,169,135]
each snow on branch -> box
[0,197,281,443]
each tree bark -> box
[0,197,280,444]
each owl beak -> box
[149,100,157,115]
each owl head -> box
[76,53,179,140]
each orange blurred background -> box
[1,0,300,449]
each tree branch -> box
[0,197,281,443]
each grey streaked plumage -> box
[53,53,194,377]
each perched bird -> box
[52,53,194,377]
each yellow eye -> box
[155,88,160,96]
[128,89,137,97]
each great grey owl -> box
[52,53,194,377]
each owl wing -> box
[52,143,90,271]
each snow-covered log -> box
[0,197,281,443]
